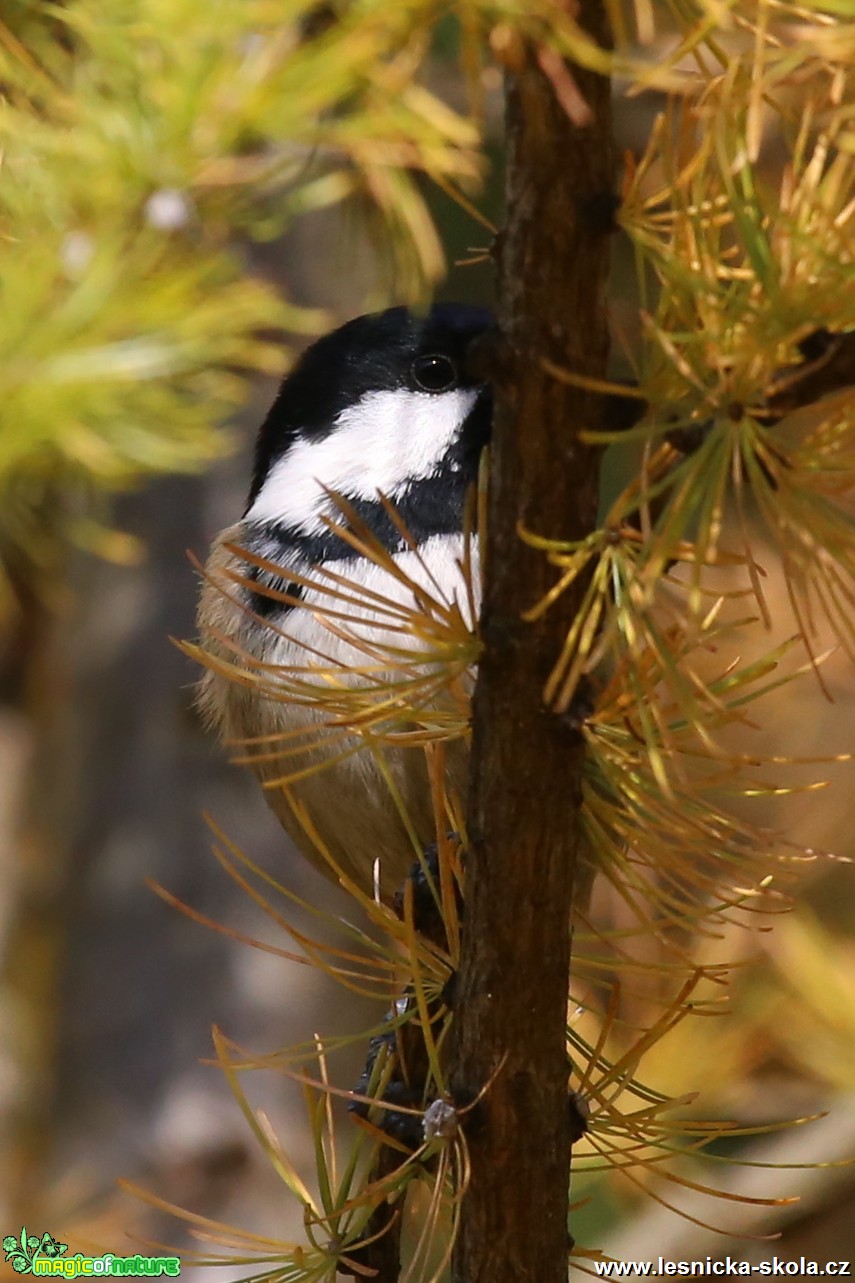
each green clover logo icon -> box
[2,1225,67,1274]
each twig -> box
[449,5,615,1279]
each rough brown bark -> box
[449,12,614,1283]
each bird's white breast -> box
[196,526,477,894]
[268,532,477,672]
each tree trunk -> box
[450,11,614,1281]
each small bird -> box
[196,303,492,897]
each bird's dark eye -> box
[410,353,459,393]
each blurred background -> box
[1,3,854,1277]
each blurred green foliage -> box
[0,0,485,555]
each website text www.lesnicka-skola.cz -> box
[593,1259,851,1277]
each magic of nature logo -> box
[2,1228,181,1276]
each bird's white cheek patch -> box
[246,387,479,532]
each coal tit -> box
[196,304,491,896]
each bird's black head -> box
[244,304,493,533]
